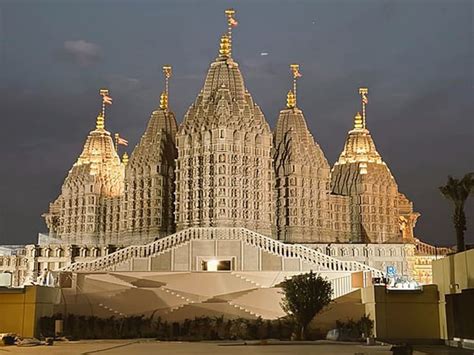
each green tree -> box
[280,271,332,340]
[439,173,474,252]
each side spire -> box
[160,65,172,111]
[358,87,368,129]
[290,64,302,108]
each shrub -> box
[37,314,301,341]
[335,315,374,340]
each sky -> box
[0,0,472,246]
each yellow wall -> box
[432,249,474,339]
[0,286,60,337]
[362,285,440,340]
[432,249,473,295]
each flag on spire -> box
[229,17,238,27]
[362,93,368,105]
[103,94,113,105]
[117,135,128,146]
[290,64,302,78]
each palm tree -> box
[439,173,474,252]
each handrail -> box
[61,227,385,277]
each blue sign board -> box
[386,265,397,278]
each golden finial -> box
[359,87,368,129]
[160,91,168,110]
[219,34,231,58]
[122,152,129,165]
[290,64,300,74]
[225,9,237,55]
[289,64,302,107]
[96,114,104,130]
[161,65,172,111]
[163,65,172,94]
[354,112,363,129]
[98,88,112,128]
[286,90,296,109]
[225,8,236,20]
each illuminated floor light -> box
[207,259,219,271]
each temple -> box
[1,9,448,295]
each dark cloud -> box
[107,74,141,94]
[240,57,279,78]
[58,40,102,66]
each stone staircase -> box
[61,227,385,278]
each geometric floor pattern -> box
[60,271,347,321]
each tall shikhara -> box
[273,68,351,243]
[175,34,274,235]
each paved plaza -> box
[0,340,393,354]
[1,340,472,355]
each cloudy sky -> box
[0,0,472,246]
